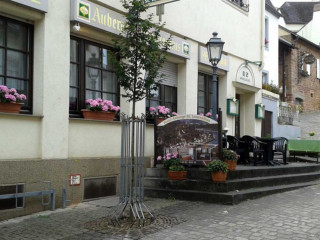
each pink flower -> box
[149,107,156,112]
[20,94,27,100]
[5,94,16,102]
[172,153,178,158]
[85,99,93,104]
[102,105,109,111]
[111,106,120,112]
[206,112,212,117]
[165,108,170,114]
[172,112,178,116]
[9,88,17,94]
[105,100,113,106]
[157,156,162,161]
[0,85,9,93]
[90,100,99,107]
[200,113,204,116]
[216,114,219,120]
[96,98,103,103]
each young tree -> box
[113,0,172,118]
[111,0,172,222]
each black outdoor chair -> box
[226,135,248,164]
[241,135,267,166]
[273,137,288,164]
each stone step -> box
[144,172,320,192]
[144,181,320,205]
[145,164,320,180]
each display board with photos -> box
[156,115,219,166]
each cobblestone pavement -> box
[1,185,320,240]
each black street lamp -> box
[206,32,224,120]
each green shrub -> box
[207,160,228,173]
[222,149,239,162]
[169,164,185,172]
[262,83,279,94]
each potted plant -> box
[0,85,27,114]
[207,160,228,182]
[222,149,239,171]
[157,153,187,180]
[82,98,120,121]
[150,106,177,124]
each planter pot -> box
[211,171,227,182]
[225,160,237,171]
[157,117,166,125]
[168,171,187,180]
[0,102,23,114]
[82,109,116,121]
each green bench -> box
[287,139,320,163]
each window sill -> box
[69,117,121,124]
[0,112,43,119]
[221,0,249,15]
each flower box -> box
[81,109,116,121]
[168,171,187,180]
[0,102,23,114]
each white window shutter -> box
[317,59,320,79]
[307,64,311,75]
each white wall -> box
[264,11,279,86]
[298,10,320,46]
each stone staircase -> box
[144,163,320,204]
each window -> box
[265,17,269,50]
[69,38,119,115]
[146,84,177,112]
[262,72,269,84]
[198,73,219,114]
[0,16,33,112]
[0,184,25,210]
[227,0,249,11]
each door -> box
[235,94,240,138]
[261,110,272,137]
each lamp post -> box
[206,32,224,120]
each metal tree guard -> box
[109,114,154,226]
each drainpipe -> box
[282,48,286,102]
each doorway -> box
[261,110,272,137]
[235,94,240,138]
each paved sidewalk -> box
[1,184,320,240]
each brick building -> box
[278,2,320,112]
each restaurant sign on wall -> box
[71,0,190,58]
[6,0,48,12]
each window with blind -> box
[146,84,177,112]
[198,73,218,114]
[69,38,119,116]
[0,16,33,112]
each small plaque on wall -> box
[227,98,239,116]
[255,104,265,119]
[69,174,81,186]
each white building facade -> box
[0,0,265,219]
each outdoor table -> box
[287,139,320,163]
[259,138,279,166]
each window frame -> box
[226,0,249,12]
[69,36,120,117]
[146,84,177,113]
[0,16,34,114]
[197,72,219,115]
